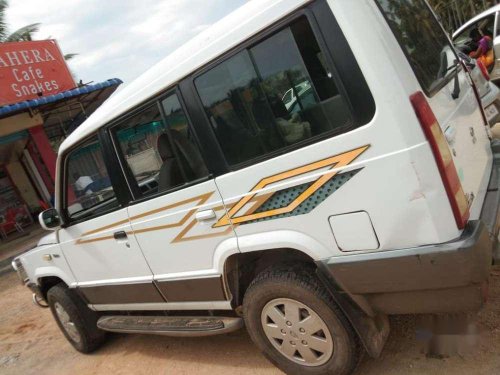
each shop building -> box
[0,39,121,238]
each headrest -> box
[157,133,173,161]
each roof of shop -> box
[0,78,122,118]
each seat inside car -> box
[156,133,185,192]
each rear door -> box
[376,0,492,220]
[110,91,235,306]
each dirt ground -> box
[1,268,499,375]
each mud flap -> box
[316,263,390,358]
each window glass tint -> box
[65,136,118,220]
[195,16,351,166]
[112,94,208,197]
[375,0,457,94]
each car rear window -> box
[375,0,457,95]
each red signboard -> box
[0,39,76,106]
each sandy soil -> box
[1,268,499,375]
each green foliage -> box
[63,53,78,61]
[4,23,40,42]
[0,0,7,41]
[0,0,40,42]
[0,0,76,61]
[428,0,499,33]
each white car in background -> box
[458,50,500,125]
[452,5,500,82]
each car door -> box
[377,0,492,220]
[428,47,491,221]
[109,91,235,308]
[58,134,163,307]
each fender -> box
[19,242,76,288]
[213,230,332,274]
[34,266,76,288]
[235,229,330,259]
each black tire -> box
[243,265,362,375]
[47,283,106,353]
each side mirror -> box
[39,209,61,231]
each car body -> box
[453,5,500,82]
[459,51,500,125]
[12,0,500,373]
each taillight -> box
[410,92,469,229]
[476,59,490,81]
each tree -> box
[428,0,499,33]
[0,0,76,60]
[0,0,40,42]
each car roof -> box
[59,0,310,155]
[452,5,500,39]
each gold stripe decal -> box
[76,145,369,245]
[213,145,369,228]
[76,192,216,244]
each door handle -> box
[195,209,216,222]
[113,231,130,248]
[113,231,128,240]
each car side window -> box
[454,15,496,54]
[111,92,209,198]
[194,16,352,166]
[64,136,119,222]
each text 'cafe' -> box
[0,39,122,241]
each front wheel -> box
[243,266,362,375]
[47,283,106,353]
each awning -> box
[0,78,122,118]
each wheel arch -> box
[34,266,75,301]
[38,275,67,300]
[224,247,317,309]
[223,246,390,359]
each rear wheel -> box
[243,265,362,375]
[47,283,106,353]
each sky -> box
[5,0,247,86]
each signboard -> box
[0,40,76,106]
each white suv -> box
[12,1,499,374]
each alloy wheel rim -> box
[261,298,334,367]
[54,302,81,343]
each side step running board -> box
[97,315,244,337]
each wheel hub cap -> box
[54,302,81,343]
[261,298,334,367]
